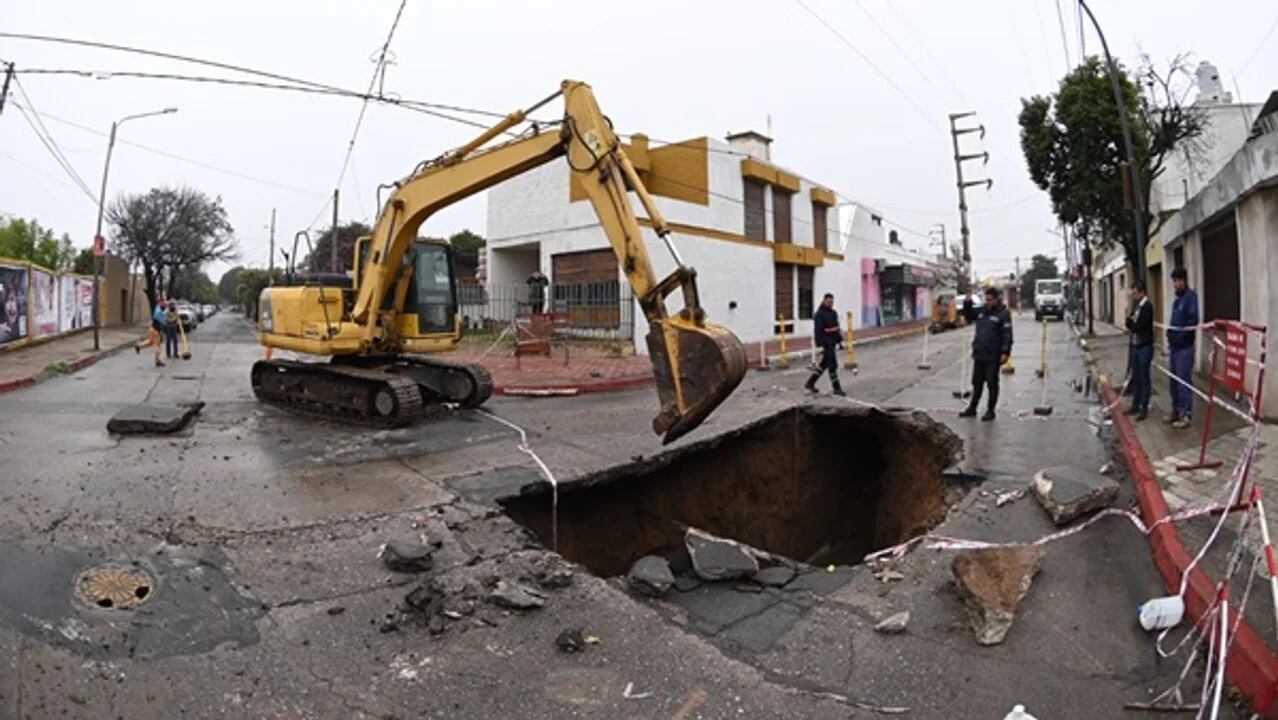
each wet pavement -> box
[0,311,1244,718]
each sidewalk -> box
[0,325,146,392]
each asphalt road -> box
[0,311,1244,718]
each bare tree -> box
[1137,52,1211,232]
[107,187,238,308]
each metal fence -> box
[458,282,634,341]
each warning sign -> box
[1221,321,1248,393]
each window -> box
[797,266,814,318]
[409,243,457,333]
[774,264,794,324]
[812,203,828,252]
[744,179,767,240]
[1173,245,1185,272]
[772,187,792,243]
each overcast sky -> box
[2,0,1274,283]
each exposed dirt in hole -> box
[502,404,964,576]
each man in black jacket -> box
[805,293,845,396]
[960,287,1013,420]
[1125,280,1155,420]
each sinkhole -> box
[501,404,967,577]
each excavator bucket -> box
[646,319,748,444]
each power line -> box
[0,149,97,205]
[792,0,945,135]
[1053,0,1074,71]
[10,100,325,197]
[1237,9,1278,78]
[8,79,97,204]
[879,0,970,107]
[849,0,955,107]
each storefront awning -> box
[880,263,935,287]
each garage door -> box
[1201,218,1240,324]
[552,249,620,328]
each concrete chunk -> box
[874,610,910,635]
[755,565,797,588]
[488,580,546,610]
[106,402,205,435]
[952,546,1043,645]
[627,555,674,597]
[1032,466,1119,525]
[685,528,759,581]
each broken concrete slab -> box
[626,555,674,597]
[1032,466,1119,525]
[952,546,1044,645]
[874,611,910,635]
[381,538,441,574]
[106,402,205,435]
[756,565,797,588]
[686,528,759,581]
[488,580,546,610]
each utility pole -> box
[1078,0,1148,285]
[948,112,993,296]
[0,63,14,116]
[330,189,340,273]
[267,208,277,286]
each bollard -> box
[917,324,932,370]
[844,311,858,372]
[776,315,790,369]
[1033,320,1053,415]
[953,351,971,399]
[755,340,771,371]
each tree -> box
[218,266,245,304]
[107,187,237,308]
[303,221,372,274]
[234,267,283,320]
[0,217,77,270]
[72,248,95,275]
[1018,55,1206,272]
[1019,254,1061,306]
[170,269,219,304]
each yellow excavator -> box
[254,80,747,443]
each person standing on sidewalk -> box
[1125,280,1155,420]
[805,293,845,396]
[134,299,167,367]
[960,287,1013,421]
[1166,268,1199,428]
[163,303,181,360]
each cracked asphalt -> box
[0,311,1245,718]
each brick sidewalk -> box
[0,325,146,391]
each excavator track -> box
[250,355,492,427]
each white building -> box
[486,130,940,355]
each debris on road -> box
[489,580,547,610]
[686,528,759,581]
[995,488,1026,507]
[873,568,906,584]
[106,402,205,434]
[952,546,1044,645]
[874,611,910,634]
[755,565,797,588]
[1098,462,1113,475]
[380,538,441,573]
[627,555,675,597]
[623,682,653,700]
[1031,466,1119,525]
[555,628,586,652]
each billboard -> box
[32,269,59,338]
[59,275,77,332]
[76,279,93,329]
[0,263,29,347]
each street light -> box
[92,107,177,350]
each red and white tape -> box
[1153,362,1257,425]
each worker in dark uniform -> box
[805,292,845,396]
[960,287,1013,420]
[1126,280,1155,420]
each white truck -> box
[1034,278,1065,321]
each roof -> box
[1252,90,1278,136]
[724,130,773,144]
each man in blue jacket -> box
[805,293,845,396]
[1166,267,1199,429]
[960,287,1013,420]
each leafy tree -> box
[107,187,238,308]
[0,217,77,270]
[234,267,284,320]
[72,248,95,275]
[1018,55,1206,273]
[1019,254,1061,305]
[303,221,372,274]
[170,269,219,305]
[218,266,245,304]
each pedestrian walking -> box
[163,304,181,359]
[960,287,1013,421]
[1125,280,1154,420]
[1166,268,1198,428]
[804,293,845,396]
[134,299,167,367]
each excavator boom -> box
[259,80,746,442]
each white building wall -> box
[1149,103,1262,219]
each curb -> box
[495,374,655,397]
[1101,380,1278,717]
[0,335,143,396]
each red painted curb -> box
[495,374,655,396]
[1102,380,1278,717]
[0,377,35,394]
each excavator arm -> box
[351,80,746,442]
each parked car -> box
[173,302,199,330]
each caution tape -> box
[1153,362,1257,425]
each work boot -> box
[155,359,165,368]
[831,385,846,397]
[1135,410,1148,421]
[981,409,996,421]
[958,406,977,418]
[804,376,819,394]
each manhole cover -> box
[74,564,155,610]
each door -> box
[1201,219,1240,324]
[774,263,794,327]
[551,249,620,328]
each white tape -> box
[1154,363,1256,424]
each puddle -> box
[501,404,966,577]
